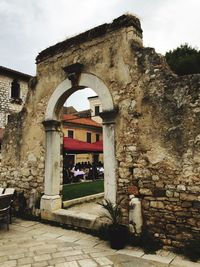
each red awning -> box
[63,137,103,153]
[92,140,103,150]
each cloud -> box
[141,0,200,53]
[0,0,199,75]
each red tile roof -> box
[62,114,101,128]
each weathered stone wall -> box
[0,14,199,247]
[0,105,45,198]
[115,46,200,246]
[0,14,143,202]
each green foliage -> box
[165,44,200,76]
[129,226,163,254]
[99,199,123,226]
[183,238,200,262]
[98,199,129,249]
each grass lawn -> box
[62,180,104,201]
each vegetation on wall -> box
[165,44,200,76]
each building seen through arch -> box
[61,95,104,186]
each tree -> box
[165,44,200,76]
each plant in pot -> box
[99,199,129,249]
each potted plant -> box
[99,199,129,249]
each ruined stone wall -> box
[0,16,141,200]
[0,106,45,198]
[0,14,199,247]
[116,46,200,246]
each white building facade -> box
[0,66,32,128]
[88,95,102,124]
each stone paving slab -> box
[0,218,200,267]
[170,258,200,267]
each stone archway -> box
[41,72,118,213]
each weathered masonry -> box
[1,14,200,247]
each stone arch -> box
[45,73,114,120]
[41,72,118,212]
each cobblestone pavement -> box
[0,218,200,267]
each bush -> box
[129,226,163,254]
[165,44,200,76]
[183,238,200,262]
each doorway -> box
[41,72,118,213]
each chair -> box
[0,187,4,194]
[73,174,84,183]
[0,194,13,230]
[4,188,15,195]
[4,188,15,223]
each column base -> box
[40,194,62,212]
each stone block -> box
[18,257,34,265]
[153,189,166,197]
[142,200,150,209]
[187,186,200,193]
[187,218,197,226]
[170,258,200,267]
[193,201,200,209]
[155,181,164,188]
[40,195,61,211]
[78,259,98,267]
[152,175,159,181]
[139,188,152,196]
[150,201,165,209]
[166,224,177,234]
[181,202,192,208]
[177,185,186,191]
[166,190,174,197]
[180,193,197,201]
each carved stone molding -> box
[63,63,84,87]
[42,120,61,132]
[99,107,118,124]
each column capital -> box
[99,107,118,125]
[42,120,61,131]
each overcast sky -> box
[0,0,199,110]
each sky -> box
[0,0,200,110]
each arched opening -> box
[62,88,104,202]
[41,73,118,213]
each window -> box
[68,130,74,139]
[96,134,100,142]
[11,79,20,99]
[87,132,91,143]
[95,105,100,116]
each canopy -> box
[92,140,103,150]
[63,137,103,153]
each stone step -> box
[62,192,104,208]
[53,208,103,230]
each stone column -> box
[40,120,62,211]
[100,109,118,204]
